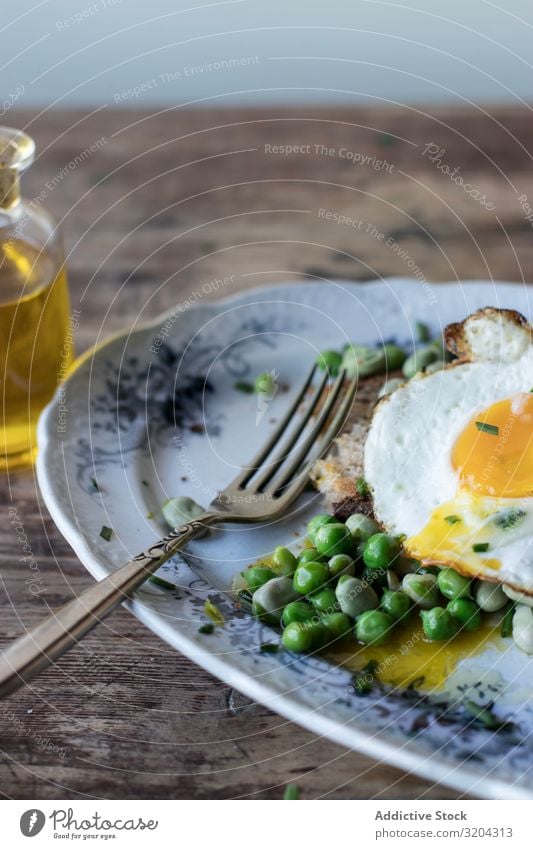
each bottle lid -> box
[0,127,35,210]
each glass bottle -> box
[0,127,72,468]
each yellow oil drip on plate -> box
[326,614,502,692]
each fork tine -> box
[231,363,318,489]
[247,366,331,492]
[270,370,358,498]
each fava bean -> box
[252,576,299,624]
[335,575,379,618]
[474,580,508,612]
[345,512,380,542]
[512,605,533,654]
[402,573,439,609]
[502,585,533,608]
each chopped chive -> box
[445,515,461,525]
[204,598,224,625]
[501,604,515,638]
[472,542,490,553]
[463,700,508,730]
[90,477,100,492]
[283,783,300,800]
[234,380,254,394]
[198,623,214,634]
[149,575,176,590]
[356,477,370,497]
[141,479,149,487]
[99,525,113,541]
[415,320,431,343]
[146,511,154,520]
[260,643,279,654]
[475,421,499,436]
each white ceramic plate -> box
[37,279,533,799]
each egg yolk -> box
[452,393,533,498]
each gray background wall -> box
[3,0,532,108]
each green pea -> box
[378,378,404,399]
[281,601,316,627]
[402,572,440,609]
[309,588,339,614]
[307,513,336,544]
[315,522,353,557]
[321,612,352,641]
[446,598,482,631]
[402,346,440,379]
[382,343,407,370]
[242,565,276,591]
[298,547,326,564]
[355,610,395,646]
[420,607,458,641]
[437,567,471,600]
[381,589,411,621]
[363,533,401,570]
[293,561,329,595]
[345,512,380,542]
[341,345,387,378]
[282,622,314,652]
[328,553,355,579]
[272,545,297,576]
[316,349,342,376]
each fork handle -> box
[0,511,220,699]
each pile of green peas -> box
[241,510,510,653]
[315,320,454,397]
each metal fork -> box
[0,364,357,698]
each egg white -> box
[364,331,533,593]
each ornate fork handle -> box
[0,512,220,698]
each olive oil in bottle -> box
[0,128,72,468]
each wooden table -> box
[1,105,532,800]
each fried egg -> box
[364,308,533,594]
